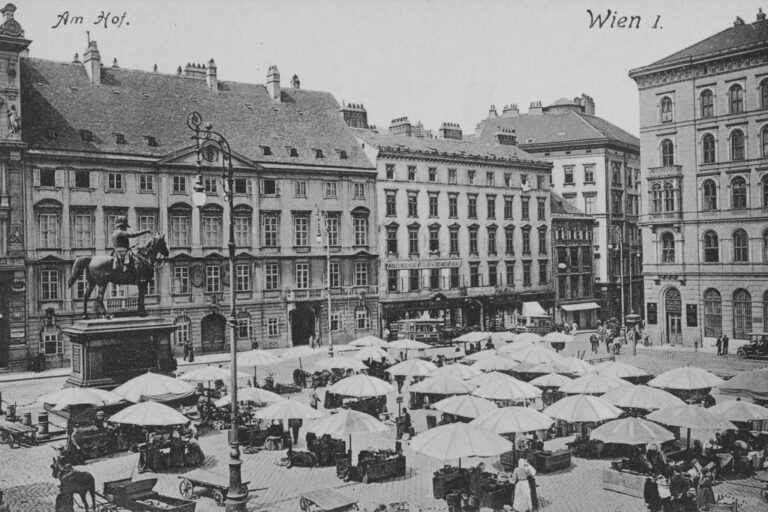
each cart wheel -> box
[179,478,194,499]
[737,349,747,360]
[213,489,225,507]
[0,432,11,445]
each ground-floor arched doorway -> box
[463,300,483,330]
[201,313,226,353]
[664,288,682,345]
[291,307,316,346]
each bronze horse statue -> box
[67,234,168,318]
[51,458,96,512]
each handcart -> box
[102,477,195,512]
[178,468,263,507]
[300,489,358,512]
[0,418,36,448]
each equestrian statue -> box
[67,216,169,318]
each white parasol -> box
[109,401,190,426]
[328,374,395,398]
[387,359,438,377]
[112,371,195,403]
[432,395,498,419]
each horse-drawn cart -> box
[0,418,36,448]
[178,468,264,507]
[102,478,195,512]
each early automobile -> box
[736,332,768,360]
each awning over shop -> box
[522,301,548,318]
[560,302,601,312]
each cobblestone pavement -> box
[1,335,766,511]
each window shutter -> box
[91,171,98,190]
[248,179,254,196]
[275,180,282,196]
[33,168,40,187]
[259,179,264,195]
[69,170,76,188]
[55,170,65,188]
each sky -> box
[18,0,768,137]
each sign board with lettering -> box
[72,344,81,375]
[686,304,697,327]
[10,328,24,338]
[384,260,462,270]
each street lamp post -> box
[612,225,626,333]
[186,112,246,512]
[315,206,333,358]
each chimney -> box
[291,74,300,89]
[72,53,80,64]
[501,104,519,117]
[83,40,101,85]
[488,104,498,118]
[580,93,595,115]
[758,8,766,21]
[494,127,517,146]
[529,101,543,115]
[266,65,281,101]
[439,122,463,140]
[112,58,119,68]
[183,63,206,78]
[734,16,745,26]
[340,102,368,129]
[205,58,217,91]
[412,121,425,138]
[389,116,412,137]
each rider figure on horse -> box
[111,216,151,273]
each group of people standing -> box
[589,320,648,354]
[715,334,730,356]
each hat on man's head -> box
[114,215,129,229]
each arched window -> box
[701,90,714,118]
[663,181,675,211]
[761,80,768,109]
[702,133,716,163]
[236,311,252,341]
[764,229,768,261]
[762,126,768,157]
[731,129,745,161]
[733,289,752,339]
[702,180,717,211]
[660,97,673,123]
[703,231,719,262]
[661,139,674,166]
[661,232,675,263]
[764,291,768,332]
[651,183,662,213]
[762,175,768,208]
[703,289,722,337]
[729,84,744,114]
[733,229,749,262]
[732,177,747,209]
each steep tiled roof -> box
[550,192,588,217]
[21,58,372,169]
[352,128,548,166]
[648,17,768,68]
[474,109,638,150]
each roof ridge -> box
[570,110,607,140]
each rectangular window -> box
[523,261,531,286]
[202,213,222,247]
[263,215,279,247]
[504,173,512,188]
[386,191,397,216]
[505,228,515,255]
[488,228,497,255]
[470,263,480,287]
[386,226,398,255]
[294,215,309,246]
[504,196,513,220]
[428,167,437,182]
[429,193,439,217]
[539,260,548,284]
[468,170,476,185]
[203,176,217,194]
[107,172,123,191]
[237,317,252,340]
[260,178,280,196]
[40,169,56,187]
[353,182,366,199]
[538,228,547,254]
[265,263,280,290]
[354,217,368,246]
[294,180,307,197]
[172,175,186,193]
[170,212,190,247]
[324,181,338,199]
[584,195,596,214]
[448,194,458,218]
[407,166,416,181]
[584,164,595,183]
[267,318,279,337]
[450,267,460,289]
[409,269,420,291]
[429,268,440,290]
[449,227,459,255]
[469,227,478,255]
[408,191,418,217]
[295,263,309,289]
[486,172,495,187]
[488,262,498,286]
[487,195,496,219]
[137,211,156,245]
[521,198,530,220]
[355,261,368,286]
[408,227,419,255]
[537,175,545,190]
[233,178,252,195]
[429,226,440,253]
[40,269,59,300]
[385,164,395,180]
[537,199,546,221]
[205,265,221,293]
[329,261,340,288]
[171,266,190,294]
[522,229,531,254]
[326,215,340,246]
[448,168,457,184]
[356,309,370,330]
[330,313,342,332]
[388,270,398,292]
[139,174,154,192]
[234,215,251,247]
[468,195,478,218]
[505,262,515,286]
[564,165,574,184]
[74,271,88,299]
[72,211,94,248]
[38,212,60,249]
[236,264,251,292]
[40,331,63,355]
[74,170,90,189]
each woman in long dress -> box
[512,458,533,512]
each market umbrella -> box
[526,360,574,375]
[647,367,724,391]
[330,344,360,353]
[542,332,575,344]
[719,369,768,401]
[410,375,476,395]
[508,346,563,365]
[709,399,768,423]
[213,387,285,408]
[472,378,542,402]
[386,359,438,377]
[497,340,540,355]
[529,373,573,388]
[179,366,250,383]
[409,422,514,464]
[452,332,493,344]
[559,374,626,395]
[461,349,497,362]
[315,357,368,372]
[559,357,596,376]
[543,395,622,423]
[470,407,554,434]
[38,387,123,409]
[349,335,389,348]
[351,346,389,362]
[471,355,519,373]
[109,401,190,426]
[647,405,736,448]
[595,361,650,381]
[432,395,498,419]
[469,371,517,388]
[430,363,482,380]
[590,417,675,446]
[328,374,395,398]
[252,399,326,420]
[601,385,685,411]
[514,333,543,344]
[112,371,195,403]
[490,332,517,345]
[280,345,321,373]
[386,339,431,351]
[305,408,389,456]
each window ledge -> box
[294,246,310,253]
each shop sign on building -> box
[384,259,462,270]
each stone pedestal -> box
[64,316,177,389]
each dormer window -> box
[113,133,126,144]
[286,147,298,157]
[46,127,57,140]
[313,148,324,159]
[336,149,348,159]
[259,145,272,156]
[79,130,93,142]
[143,135,158,147]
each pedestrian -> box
[605,334,612,354]
[308,333,315,349]
[383,326,391,341]
[571,321,578,334]
[512,458,534,512]
[716,336,722,355]
[590,333,598,354]
[188,343,195,363]
[722,334,729,355]
[310,387,320,409]
[395,374,406,393]
[289,418,302,445]
[182,341,189,362]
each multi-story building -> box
[14,19,377,369]
[550,193,598,328]
[350,115,555,335]
[473,97,642,323]
[629,10,768,345]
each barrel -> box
[36,412,50,440]
[5,403,16,421]
[21,411,32,426]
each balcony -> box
[647,165,682,179]
[648,210,682,223]
[286,288,326,301]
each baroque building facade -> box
[350,115,555,336]
[630,10,768,345]
[474,97,641,326]
[11,13,377,370]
